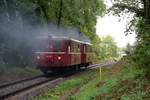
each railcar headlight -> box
[37,56,40,60]
[58,56,61,60]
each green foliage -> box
[35,60,150,100]
[121,91,147,100]
[124,43,133,55]
[32,0,106,34]
[110,0,150,77]
[35,70,97,100]
[91,35,119,62]
[132,19,150,71]
[73,78,100,100]
[130,10,150,77]
[94,60,149,100]
[99,35,119,60]
[0,0,105,67]
[91,34,102,61]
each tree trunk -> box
[144,0,150,24]
[57,0,63,28]
[36,0,50,24]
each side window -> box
[68,45,70,54]
[86,45,90,52]
[70,42,74,52]
[70,41,81,53]
[77,44,80,52]
[73,43,77,52]
[86,45,88,52]
[74,42,78,52]
[84,45,86,53]
[87,46,89,52]
[74,43,76,52]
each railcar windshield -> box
[35,37,64,52]
[53,40,61,52]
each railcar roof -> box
[36,35,92,45]
[52,36,92,45]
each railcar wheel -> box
[75,65,81,71]
[41,69,49,75]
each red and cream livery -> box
[35,36,92,74]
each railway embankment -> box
[1,59,149,100]
[36,59,150,100]
[0,67,42,85]
[35,63,115,100]
[95,58,150,100]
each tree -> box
[0,0,106,67]
[99,35,118,60]
[109,0,150,77]
[125,43,133,55]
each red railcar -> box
[81,42,92,66]
[35,36,92,74]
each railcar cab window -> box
[53,40,61,52]
[36,37,64,52]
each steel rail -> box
[0,61,116,100]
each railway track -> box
[0,75,44,89]
[0,76,56,99]
[89,60,116,69]
[0,61,116,100]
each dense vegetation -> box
[0,0,148,79]
[99,35,118,60]
[37,59,149,100]
[0,0,149,99]
[109,0,150,78]
[0,0,106,68]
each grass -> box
[35,59,150,100]
[35,66,113,100]
[35,69,100,100]
[0,66,41,84]
[95,59,150,100]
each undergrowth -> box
[35,59,150,100]
[95,59,150,100]
[35,70,99,100]
[0,66,41,84]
